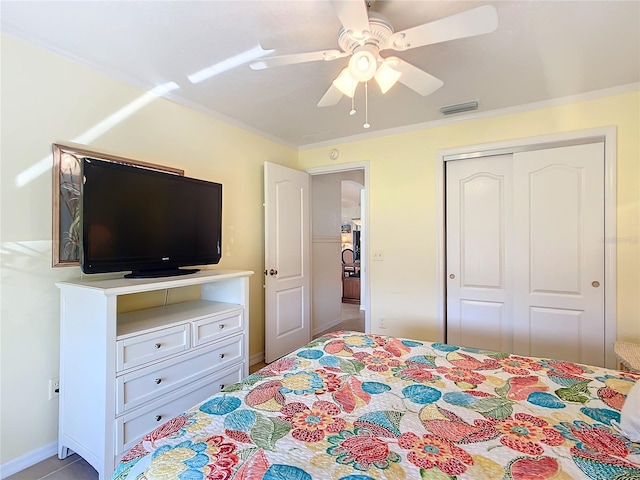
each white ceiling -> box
[2,1,638,148]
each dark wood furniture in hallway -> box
[342,276,360,304]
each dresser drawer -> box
[115,364,244,455]
[116,324,189,372]
[116,336,243,414]
[206,334,244,373]
[192,309,243,347]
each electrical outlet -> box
[379,318,385,329]
[373,250,384,261]
[49,377,60,400]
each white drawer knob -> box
[155,415,162,422]
[154,343,161,349]
[154,378,162,384]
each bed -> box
[111,331,640,479]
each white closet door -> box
[446,155,514,353]
[512,143,604,365]
[446,143,605,366]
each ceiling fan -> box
[250,0,499,109]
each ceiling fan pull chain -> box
[363,82,370,129]
[350,78,357,115]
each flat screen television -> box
[81,158,222,278]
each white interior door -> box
[446,155,514,353]
[264,162,311,363]
[446,143,605,366]
[512,143,604,365]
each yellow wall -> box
[2,30,639,470]
[0,34,297,465]
[299,91,640,344]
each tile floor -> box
[5,454,98,480]
[8,303,365,480]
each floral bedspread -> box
[111,331,640,480]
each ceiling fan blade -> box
[317,83,344,107]
[330,0,371,41]
[250,49,348,70]
[383,5,498,52]
[388,57,444,96]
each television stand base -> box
[125,268,200,279]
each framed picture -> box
[51,143,184,267]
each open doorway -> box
[308,163,368,338]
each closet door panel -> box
[446,155,513,353]
[446,142,605,366]
[512,142,605,365]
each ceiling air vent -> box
[439,101,479,115]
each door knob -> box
[449,274,455,279]
[592,281,600,288]
[269,269,277,276]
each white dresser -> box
[55,269,253,480]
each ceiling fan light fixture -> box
[374,62,402,94]
[356,55,370,71]
[333,68,358,97]
[348,45,378,82]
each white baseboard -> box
[0,442,58,479]
[312,317,342,336]
[249,351,264,366]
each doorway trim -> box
[436,127,617,368]
[307,161,370,334]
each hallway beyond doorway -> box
[314,303,364,338]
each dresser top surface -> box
[56,269,254,295]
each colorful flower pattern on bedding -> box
[111,332,640,480]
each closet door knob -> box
[592,281,600,288]
[269,269,277,276]
[449,274,455,279]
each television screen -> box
[81,158,222,278]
